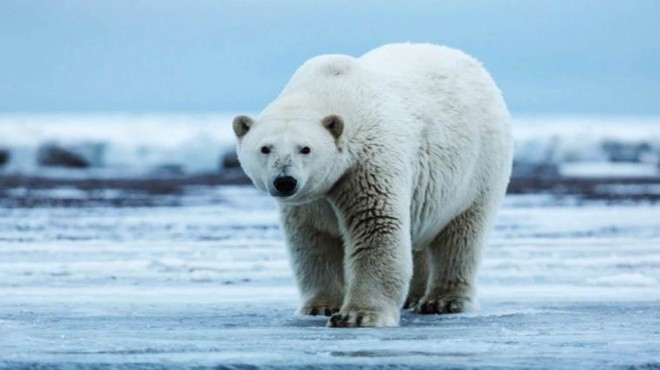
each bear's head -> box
[232,113,345,205]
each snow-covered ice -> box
[1,186,659,369]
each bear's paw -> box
[327,306,399,328]
[413,295,474,315]
[298,304,340,317]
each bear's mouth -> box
[271,189,319,206]
[270,189,298,198]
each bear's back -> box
[359,43,477,77]
[358,43,497,113]
[281,54,362,96]
[358,43,508,139]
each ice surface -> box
[587,273,658,287]
[1,114,659,178]
[1,186,659,369]
[560,162,660,178]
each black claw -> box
[324,308,332,316]
[330,313,342,325]
[415,301,439,314]
[310,307,319,316]
[412,297,469,315]
[441,302,450,313]
[355,315,363,326]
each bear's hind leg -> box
[404,249,429,309]
[414,202,491,314]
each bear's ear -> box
[232,115,254,139]
[322,114,344,140]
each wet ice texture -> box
[1,187,659,369]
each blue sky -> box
[1,0,659,114]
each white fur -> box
[234,43,513,327]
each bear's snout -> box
[272,176,298,197]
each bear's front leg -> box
[281,204,345,317]
[327,167,412,327]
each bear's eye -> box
[260,146,271,154]
[300,146,311,155]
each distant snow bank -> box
[0,114,238,177]
[514,116,660,178]
[0,114,659,178]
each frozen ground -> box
[1,186,659,369]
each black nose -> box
[273,176,298,196]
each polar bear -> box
[232,43,513,327]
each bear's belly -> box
[410,202,467,251]
[409,165,478,251]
